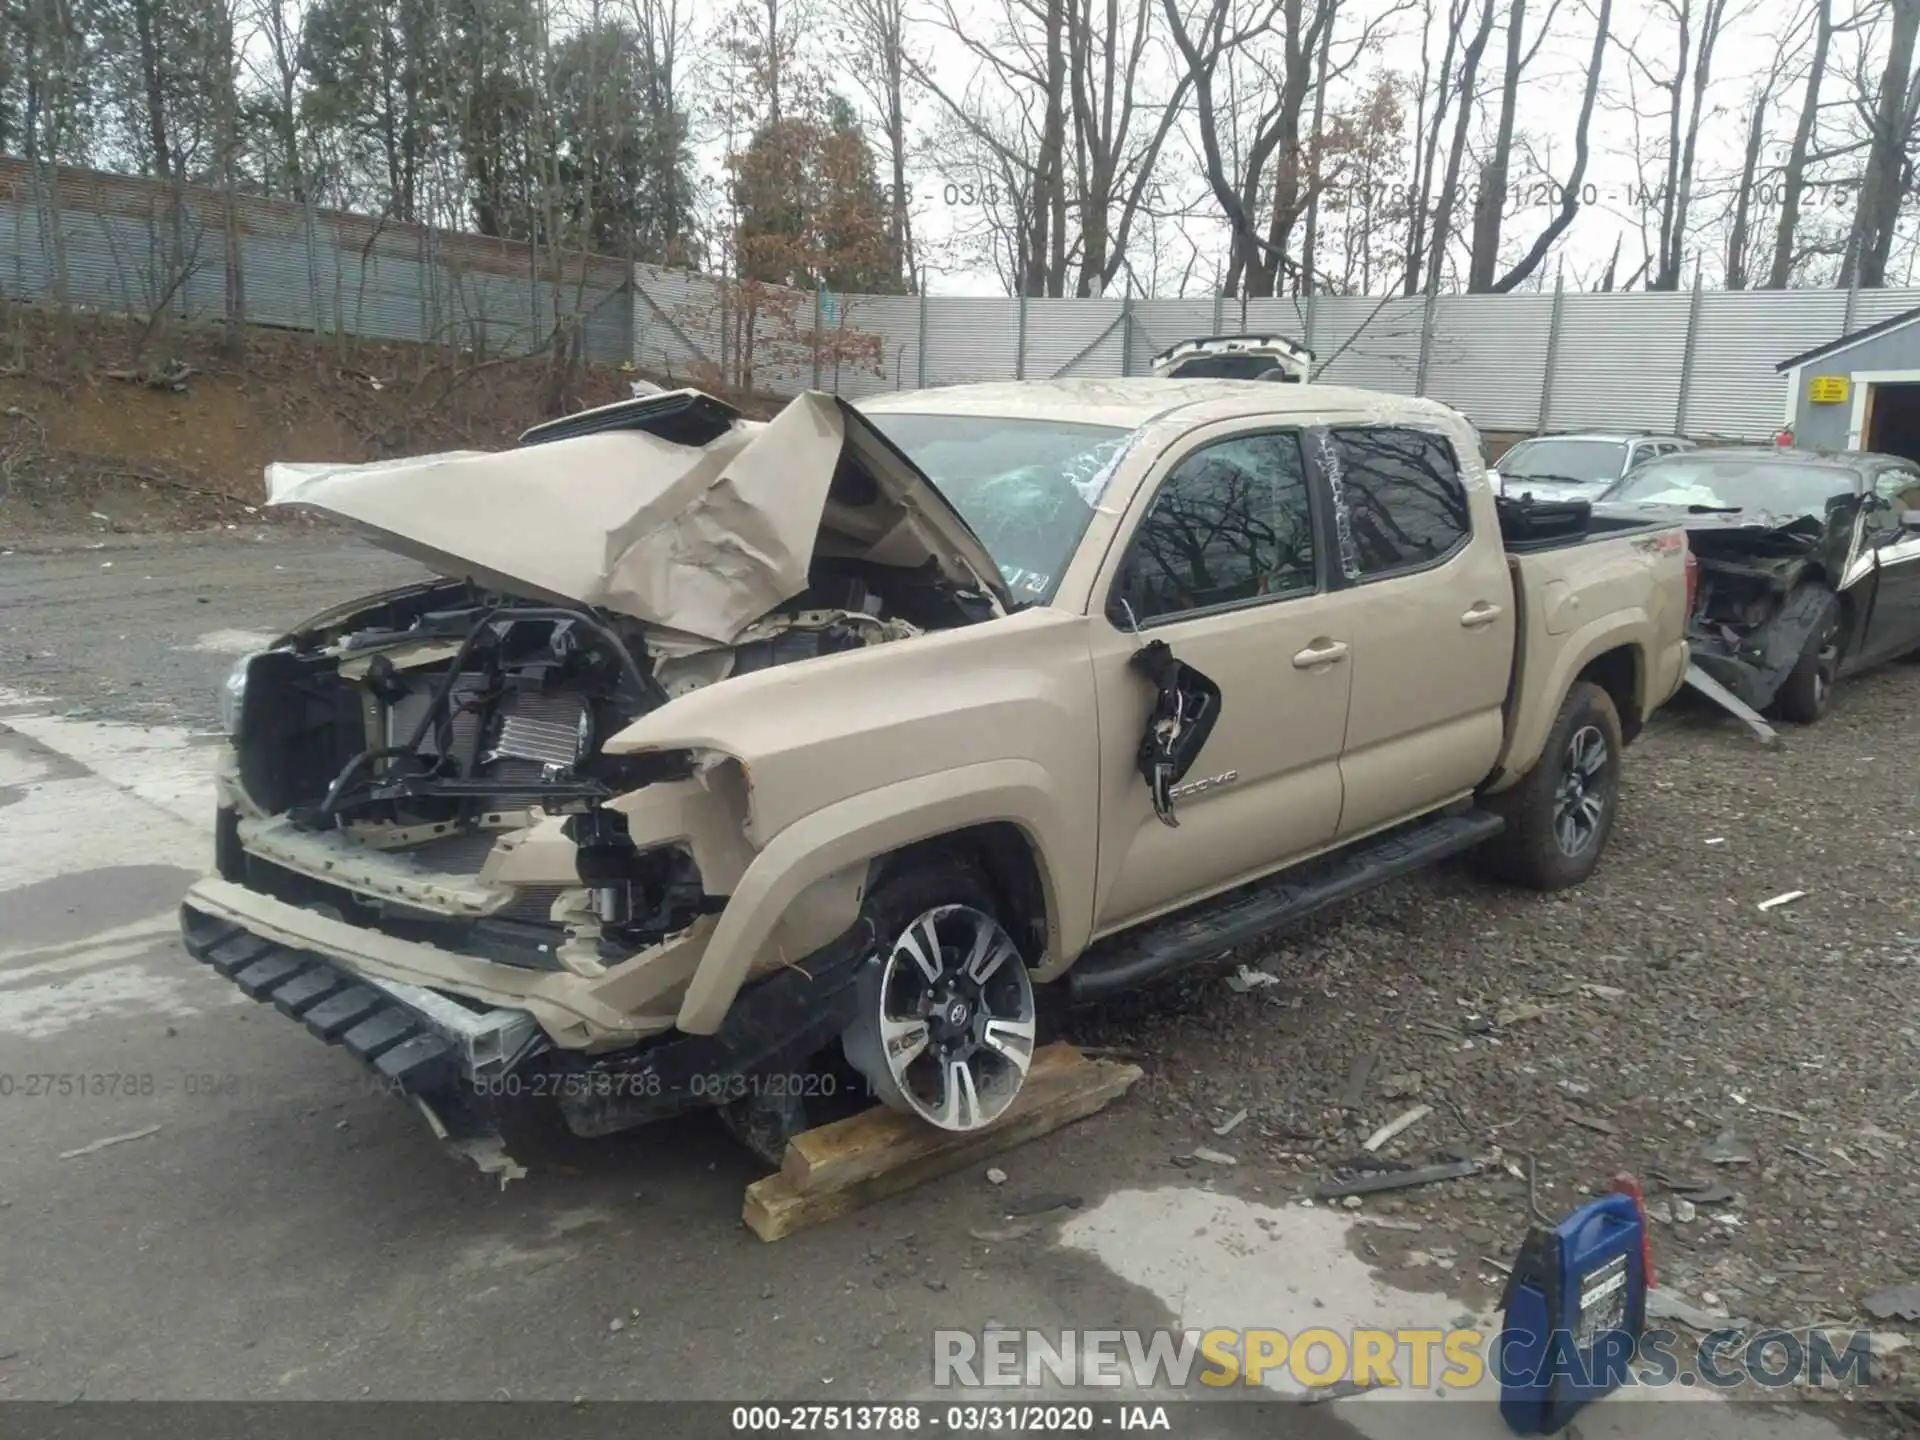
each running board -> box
[1064,808,1506,1003]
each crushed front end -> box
[182,572,933,1170]
[1679,513,1852,712]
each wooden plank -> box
[780,1042,1083,1192]
[743,1044,1142,1243]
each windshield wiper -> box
[1504,473,1595,486]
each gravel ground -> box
[1067,658,1920,1392]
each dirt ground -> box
[0,300,784,540]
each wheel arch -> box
[1486,617,1655,795]
[674,759,1084,1035]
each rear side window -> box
[1324,426,1471,580]
[1118,432,1315,622]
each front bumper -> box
[180,903,547,1095]
[180,883,874,1138]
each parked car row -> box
[1499,430,1920,723]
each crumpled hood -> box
[266,389,1010,644]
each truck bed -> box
[1496,494,1669,554]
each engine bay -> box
[226,557,985,955]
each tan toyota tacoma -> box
[179,379,1691,1167]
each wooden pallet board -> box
[743,1043,1143,1242]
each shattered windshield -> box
[863,413,1132,604]
[1602,457,1859,522]
[1498,438,1628,485]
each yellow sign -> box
[1808,375,1850,404]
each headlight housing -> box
[220,653,258,739]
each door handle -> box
[1292,639,1349,669]
[1461,603,1504,629]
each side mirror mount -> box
[1108,558,1148,630]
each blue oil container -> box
[1495,1191,1648,1434]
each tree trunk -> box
[1467,0,1526,291]
[1299,10,1333,294]
[1659,0,1729,288]
[1488,0,1609,291]
[1841,0,1918,288]
[1424,0,1497,294]
[1767,0,1831,289]
[1724,84,1768,289]
[132,0,173,177]
[1405,0,1462,295]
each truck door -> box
[1088,427,1350,934]
[1315,424,1515,838]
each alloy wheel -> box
[848,904,1037,1132]
[1552,724,1611,858]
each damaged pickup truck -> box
[1596,447,1920,723]
[180,379,1692,1171]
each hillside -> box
[0,302,671,541]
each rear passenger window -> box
[1325,426,1471,580]
[1118,432,1315,622]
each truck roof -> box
[857,377,1465,433]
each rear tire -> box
[1769,585,1842,725]
[1479,681,1624,891]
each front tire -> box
[1769,585,1842,725]
[1480,681,1624,891]
[840,859,1038,1133]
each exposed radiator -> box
[488,690,588,770]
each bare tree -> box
[1482,0,1610,291]
[1066,0,1192,295]
[1723,52,1785,288]
[1166,0,1412,298]
[1839,0,1919,287]
[1465,0,1578,290]
[1767,0,1835,286]
[1421,0,1496,293]
[1616,0,1739,290]
[836,0,917,286]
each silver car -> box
[1492,432,1695,502]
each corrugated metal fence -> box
[5,158,1912,442]
[0,158,633,364]
[633,265,1920,442]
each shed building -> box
[1776,305,1920,462]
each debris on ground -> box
[1225,964,1281,993]
[1213,1109,1248,1137]
[1700,1131,1757,1166]
[984,1167,1008,1186]
[1338,1051,1377,1109]
[1002,1193,1083,1217]
[1189,1147,1238,1166]
[1671,1182,1735,1205]
[1757,890,1807,912]
[58,1124,163,1159]
[1314,1159,1481,1201]
[1363,1104,1432,1152]
[1646,1288,1751,1333]
[1862,1284,1920,1323]
[969,1223,1039,1243]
